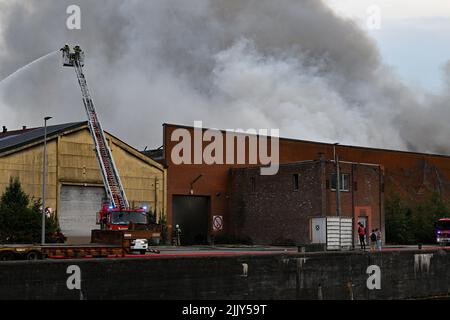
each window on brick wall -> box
[293,174,299,191]
[330,173,350,191]
[250,177,256,192]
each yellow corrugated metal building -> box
[0,122,166,242]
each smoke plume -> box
[0,0,449,153]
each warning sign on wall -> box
[213,215,223,231]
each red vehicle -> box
[435,218,450,245]
[97,204,162,252]
[98,203,148,231]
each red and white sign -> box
[213,215,223,231]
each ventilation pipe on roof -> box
[2,126,6,133]
[22,126,27,130]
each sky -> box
[0,0,449,155]
[326,0,450,19]
[326,0,450,92]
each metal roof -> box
[0,122,86,154]
[0,128,35,139]
[163,122,450,160]
[141,147,164,163]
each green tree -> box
[0,177,58,243]
[385,192,411,244]
[411,192,450,244]
[158,213,169,245]
[385,191,450,244]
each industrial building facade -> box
[229,160,383,245]
[159,123,450,245]
[0,122,166,243]
[2,121,448,246]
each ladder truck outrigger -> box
[61,45,160,254]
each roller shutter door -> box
[172,196,209,245]
[59,185,105,244]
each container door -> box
[340,217,353,250]
[311,217,326,244]
[326,217,341,250]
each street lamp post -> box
[334,143,342,250]
[41,116,52,245]
[334,143,341,217]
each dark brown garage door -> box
[172,196,209,245]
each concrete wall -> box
[0,249,449,300]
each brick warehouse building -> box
[229,160,383,245]
[154,123,450,245]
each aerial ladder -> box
[60,45,162,252]
[61,45,128,210]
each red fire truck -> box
[435,218,450,245]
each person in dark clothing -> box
[370,229,377,251]
[358,222,366,250]
[174,224,182,246]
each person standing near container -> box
[370,230,377,251]
[358,222,366,251]
[376,229,382,251]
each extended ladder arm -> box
[62,45,129,209]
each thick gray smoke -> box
[0,0,449,153]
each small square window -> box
[330,173,350,191]
[250,177,256,192]
[293,174,299,191]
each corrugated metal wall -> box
[0,126,166,228]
